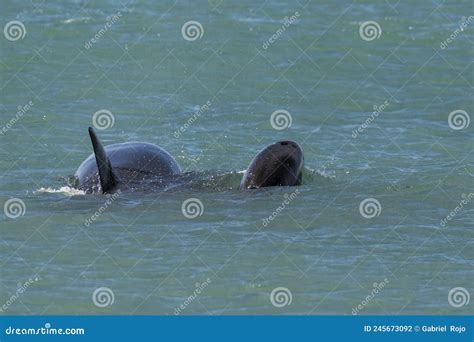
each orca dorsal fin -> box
[88,127,117,193]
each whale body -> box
[74,127,303,193]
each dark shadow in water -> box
[63,167,330,194]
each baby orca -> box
[240,140,304,189]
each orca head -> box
[240,140,304,190]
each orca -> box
[240,141,304,189]
[74,127,181,193]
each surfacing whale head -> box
[240,140,304,189]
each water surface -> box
[0,0,472,315]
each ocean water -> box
[0,0,472,315]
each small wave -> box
[315,168,336,179]
[61,17,91,24]
[231,15,280,24]
[304,166,335,179]
[34,186,85,196]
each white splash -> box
[34,186,85,196]
[314,167,336,179]
[61,17,91,24]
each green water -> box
[0,0,472,315]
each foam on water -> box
[34,186,86,196]
[61,17,91,24]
